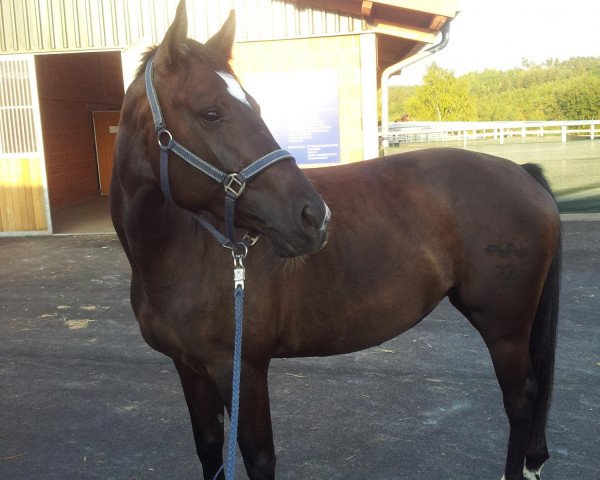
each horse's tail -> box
[521,163,561,445]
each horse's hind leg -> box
[524,431,548,479]
[484,328,538,480]
[174,358,225,480]
[451,297,539,478]
[524,393,550,479]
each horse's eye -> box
[201,109,222,124]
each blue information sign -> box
[243,70,341,164]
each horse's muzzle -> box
[270,201,330,258]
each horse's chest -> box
[132,272,229,357]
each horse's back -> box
[310,147,558,233]
[392,148,560,253]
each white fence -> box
[380,120,600,147]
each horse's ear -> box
[205,10,236,59]
[155,0,188,67]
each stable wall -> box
[35,52,124,209]
[0,56,48,234]
[232,34,378,164]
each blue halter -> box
[144,56,294,249]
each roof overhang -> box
[295,0,459,70]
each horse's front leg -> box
[238,362,275,480]
[174,358,225,480]
[216,360,276,480]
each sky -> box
[393,0,600,85]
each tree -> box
[405,63,477,121]
[378,85,416,122]
[555,76,600,120]
[396,57,600,122]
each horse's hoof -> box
[523,463,543,479]
[500,465,543,480]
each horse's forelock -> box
[135,46,159,80]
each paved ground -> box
[1,221,598,480]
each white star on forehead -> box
[216,71,251,108]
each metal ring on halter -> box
[232,243,248,262]
[157,129,173,147]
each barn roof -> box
[0,0,458,70]
[295,0,458,70]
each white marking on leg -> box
[216,71,251,107]
[501,462,545,480]
[523,462,544,479]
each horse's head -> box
[134,1,329,257]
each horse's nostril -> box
[301,203,330,240]
[301,205,319,231]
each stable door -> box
[93,110,121,195]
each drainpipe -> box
[380,21,452,150]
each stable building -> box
[0,0,457,235]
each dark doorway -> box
[35,51,124,234]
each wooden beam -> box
[428,15,447,30]
[371,0,459,19]
[370,19,437,43]
[294,0,454,39]
[361,1,374,17]
[295,0,458,21]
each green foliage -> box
[384,57,600,122]
[404,64,477,121]
[378,85,417,122]
[555,76,600,119]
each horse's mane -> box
[135,47,159,79]
[135,39,232,79]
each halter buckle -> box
[224,173,246,198]
[242,232,261,247]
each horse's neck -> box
[120,185,214,294]
[113,151,196,258]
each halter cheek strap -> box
[144,56,294,249]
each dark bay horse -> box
[110,3,561,479]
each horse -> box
[110,3,561,479]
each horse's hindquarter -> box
[422,149,560,331]
[274,149,560,357]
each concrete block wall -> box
[35,52,124,209]
[232,35,365,164]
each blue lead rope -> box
[225,285,244,479]
[212,255,246,480]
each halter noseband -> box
[144,56,294,249]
